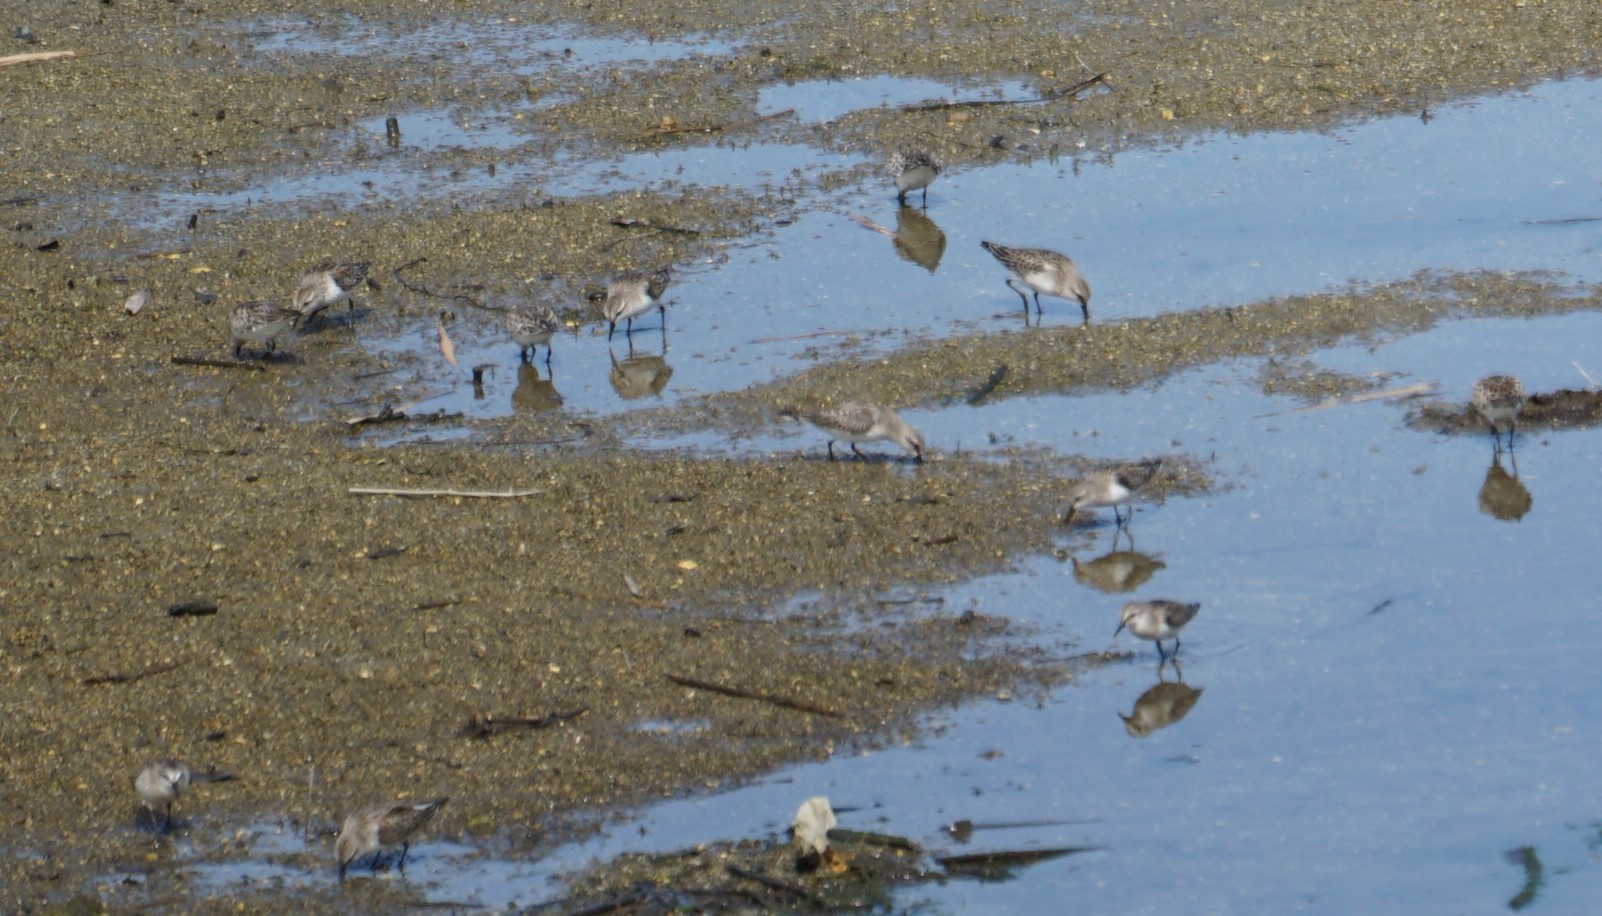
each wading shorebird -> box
[980,241,1092,323]
[1064,459,1162,527]
[506,303,561,365]
[134,760,236,832]
[1471,374,1527,452]
[293,260,371,328]
[888,148,942,207]
[785,402,925,463]
[228,300,300,358]
[1115,599,1201,661]
[335,797,449,881]
[603,267,672,342]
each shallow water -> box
[115,69,1602,911]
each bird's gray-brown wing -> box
[805,402,879,435]
[330,261,371,290]
[1159,601,1200,628]
[374,798,446,845]
[1115,459,1162,491]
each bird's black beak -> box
[1113,621,1126,638]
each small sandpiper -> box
[134,760,236,831]
[603,267,672,341]
[335,797,449,881]
[506,303,561,365]
[784,402,925,463]
[1471,374,1527,451]
[1064,459,1162,527]
[888,148,942,207]
[228,300,301,358]
[980,241,1092,322]
[293,260,370,327]
[1115,599,1201,661]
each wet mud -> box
[3,0,1600,909]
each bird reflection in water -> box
[1069,538,1166,594]
[891,206,947,274]
[512,361,563,413]
[609,348,674,400]
[1477,449,1532,522]
[1120,673,1204,738]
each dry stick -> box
[349,486,543,499]
[903,73,1109,112]
[1573,360,1599,391]
[458,706,589,739]
[381,739,464,771]
[1253,382,1438,418]
[966,363,1009,405]
[847,213,896,238]
[82,661,183,686]
[724,864,822,903]
[636,107,796,139]
[667,673,842,718]
[750,328,878,345]
[171,356,266,372]
[391,257,484,308]
[0,50,78,67]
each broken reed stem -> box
[667,674,842,718]
[349,487,543,499]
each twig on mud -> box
[82,661,183,686]
[750,328,877,344]
[1253,382,1438,419]
[724,865,823,903]
[345,403,462,427]
[377,738,463,771]
[636,107,796,139]
[458,707,589,740]
[902,73,1109,112]
[392,257,485,308]
[171,355,266,372]
[966,364,1009,405]
[349,486,543,499]
[0,50,78,68]
[667,674,842,719]
[610,217,703,236]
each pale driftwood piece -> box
[1254,382,1438,419]
[847,213,896,237]
[348,487,543,499]
[1573,360,1598,391]
[749,328,877,345]
[0,50,78,68]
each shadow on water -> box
[110,76,1602,910]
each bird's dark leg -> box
[851,443,867,461]
[543,345,553,368]
[1032,291,1044,315]
[826,441,838,461]
[921,186,929,208]
[897,189,907,205]
[1004,278,1032,311]
[1078,299,1091,323]
[397,841,411,872]
[1156,640,1170,662]
[233,343,243,358]
[339,861,349,882]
